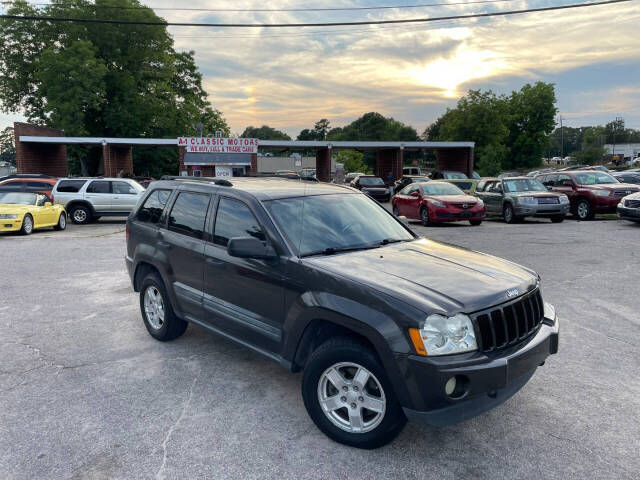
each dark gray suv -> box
[126,177,559,448]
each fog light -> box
[445,377,456,396]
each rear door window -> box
[86,181,111,193]
[213,198,265,247]
[56,180,87,192]
[137,189,172,224]
[0,181,26,190]
[112,181,138,195]
[167,191,210,239]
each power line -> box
[0,0,533,13]
[0,0,631,27]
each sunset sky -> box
[2,0,639,136]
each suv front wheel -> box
[302,337,406,449]
[139,273,188,341]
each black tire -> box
[301,337,407,449]
[575,199,594,221]
[70,205,92,225]
[503,204,519,224]
[54,212,67,230]
[392,205,399,216]
[20,214,34,235]
[139,272,188,341]
[469,220,482,226]
[550,215,564,223]
[420,207,432,226]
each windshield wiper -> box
[378,238,408,246]
[300,243,381,258]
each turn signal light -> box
[408,328,427,356]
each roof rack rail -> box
[160,175,233,187]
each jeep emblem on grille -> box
[505,288,519,299]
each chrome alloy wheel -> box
[143,286,165,330]
[22,215,33,233]
[317,362,386,433]
[577,201,589,219]
[73,209,87,223]
[59,214,66,229]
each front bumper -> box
[617,205,640,221]
[514,203,569,217]
[431,206,486,222]
[401,312,559,427]
[0,217,24,232]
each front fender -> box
[281,291,417,408]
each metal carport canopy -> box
[18,136,474,151]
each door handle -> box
[205,257,224,267]
[158,241,171,249]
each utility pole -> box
[612,116,623,164]
[559,115,563,159]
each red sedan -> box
[392,181,486,226]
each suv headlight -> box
[559,195,569,204]
[518,196,537,205]
[0,214,18,219]
[409,313,477,356]
[593,190,610,197]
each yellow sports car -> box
[0,191,67,235]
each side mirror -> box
[398,215,410,227]
[410,191,420,197]
[227,236,277,260]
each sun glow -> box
[407,49,507,98]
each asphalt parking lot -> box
[1,215,639,479]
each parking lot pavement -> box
[1,217,639,479]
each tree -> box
[0,0,229,175]
[0,127,15,165]
[313,119,331,140]
[575,126,606,165]
[434,90,510,174]
[296,129,317,141]
[334,150,369,174]
[504,82,557,170]
[241,125,291,140]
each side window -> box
[112,181,137,195]
[409,185,420,195]
[27,182,51,189]
[399,185,413,195]
[167,192,210,239]
[476,180,487,192]
[543,175,557,187]
[137,189,171,224]
[0,181,25,189]
[556,174,571,186]
[213,198,265,247]
[56,180,87,192]
[86,181,110,194]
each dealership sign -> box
[178,137,258,154]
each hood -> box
[623,191,640,200]
[582,183,639,191]
[362,186,388,192]
[303,238,538,315]
[510,191,562,198]
[425,194,477,204]
[0,204,34,214]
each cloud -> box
[2,0,640,133]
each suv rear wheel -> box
[139,273,188,341]
[302,337,406,449]
[70,205,92,225]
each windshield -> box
[264,193,413,257]
[359,177,385,186]
[0,192,37,205]
[503,178,547,192]
[422,183,465,195]
[444,171,468,179]
[573,172,618,185]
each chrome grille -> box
[614,190,635,198]
[538,197,559,204]
[472,289,544,352]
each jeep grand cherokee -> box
[125,177,559,449]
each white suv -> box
[51,178,145,224]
